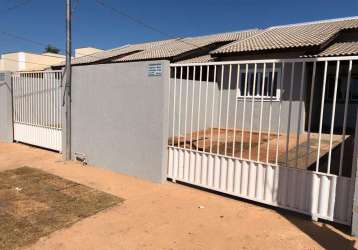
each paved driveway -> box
[0,142,356,250]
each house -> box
[50,16,358,177]
[162,17,358,229]
[0,51,65,71]
[51,18,358,140]
[4,16,358,230]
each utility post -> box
[64,0,72,160]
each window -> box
[237,68,281,100]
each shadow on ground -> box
[174,180,357,250]
[277,210,356,250]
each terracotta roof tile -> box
[306,41,358,57]
[114,29,260,62]
[175,55,213,63]
[54,39,178,66]
[212,17,358,55]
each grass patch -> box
[0,167,123,250]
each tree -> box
[44,45,60,54]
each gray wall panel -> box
[71,61,169,183]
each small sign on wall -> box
[148,63,162,77]
[0,73,5,82]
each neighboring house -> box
[0,52,65,72]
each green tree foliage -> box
[44,45,60,54]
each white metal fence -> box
[12,71,62,151]
[167,56,358,225]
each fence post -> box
[351,108,358,236]
[0,72,13,143]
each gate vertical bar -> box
[232,64,240,157]
[216,65,224,154]
[306,62,316,168]
[210,66,217,153]
[257,63,266,161]
[295,62,306,168]
[266,63,275,163]
[339,60,352,176]
[285,62,295,167]
[327,61,340,174]
[224,64,232,156]
[240,64,249,159]
[316,61,328,172]
[275,62,285,165]
[248,64,257,160]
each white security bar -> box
[306,62,316,168]
[169,57,357,178]
[316,61,328,172]
[168,58,358,226]
[12,71,62,151]
[339,61,353,176]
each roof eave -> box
[211,45,321,58]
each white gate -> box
[167,57,358,226]
[12,71,62,151]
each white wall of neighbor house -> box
[0,52,65,71]
[0,53,23,71]
[24,52,65,71]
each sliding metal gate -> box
[12,71,62,151]
[167,56,358,226]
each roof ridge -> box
[107,38,181,52]
[184,28,260,40]
[268,16,358,30]
[107,44,131,52]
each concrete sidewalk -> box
[0,142,356,250]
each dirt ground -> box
[0,142,357,250]
[0,167,121,250]
[170,128,346,171]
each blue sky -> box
[1,0,358,54]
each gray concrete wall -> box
[71,61,169,183]
[220,63,305,134]
[170,63,306,137]
[0,72,13,142]
[168,78,220,136]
